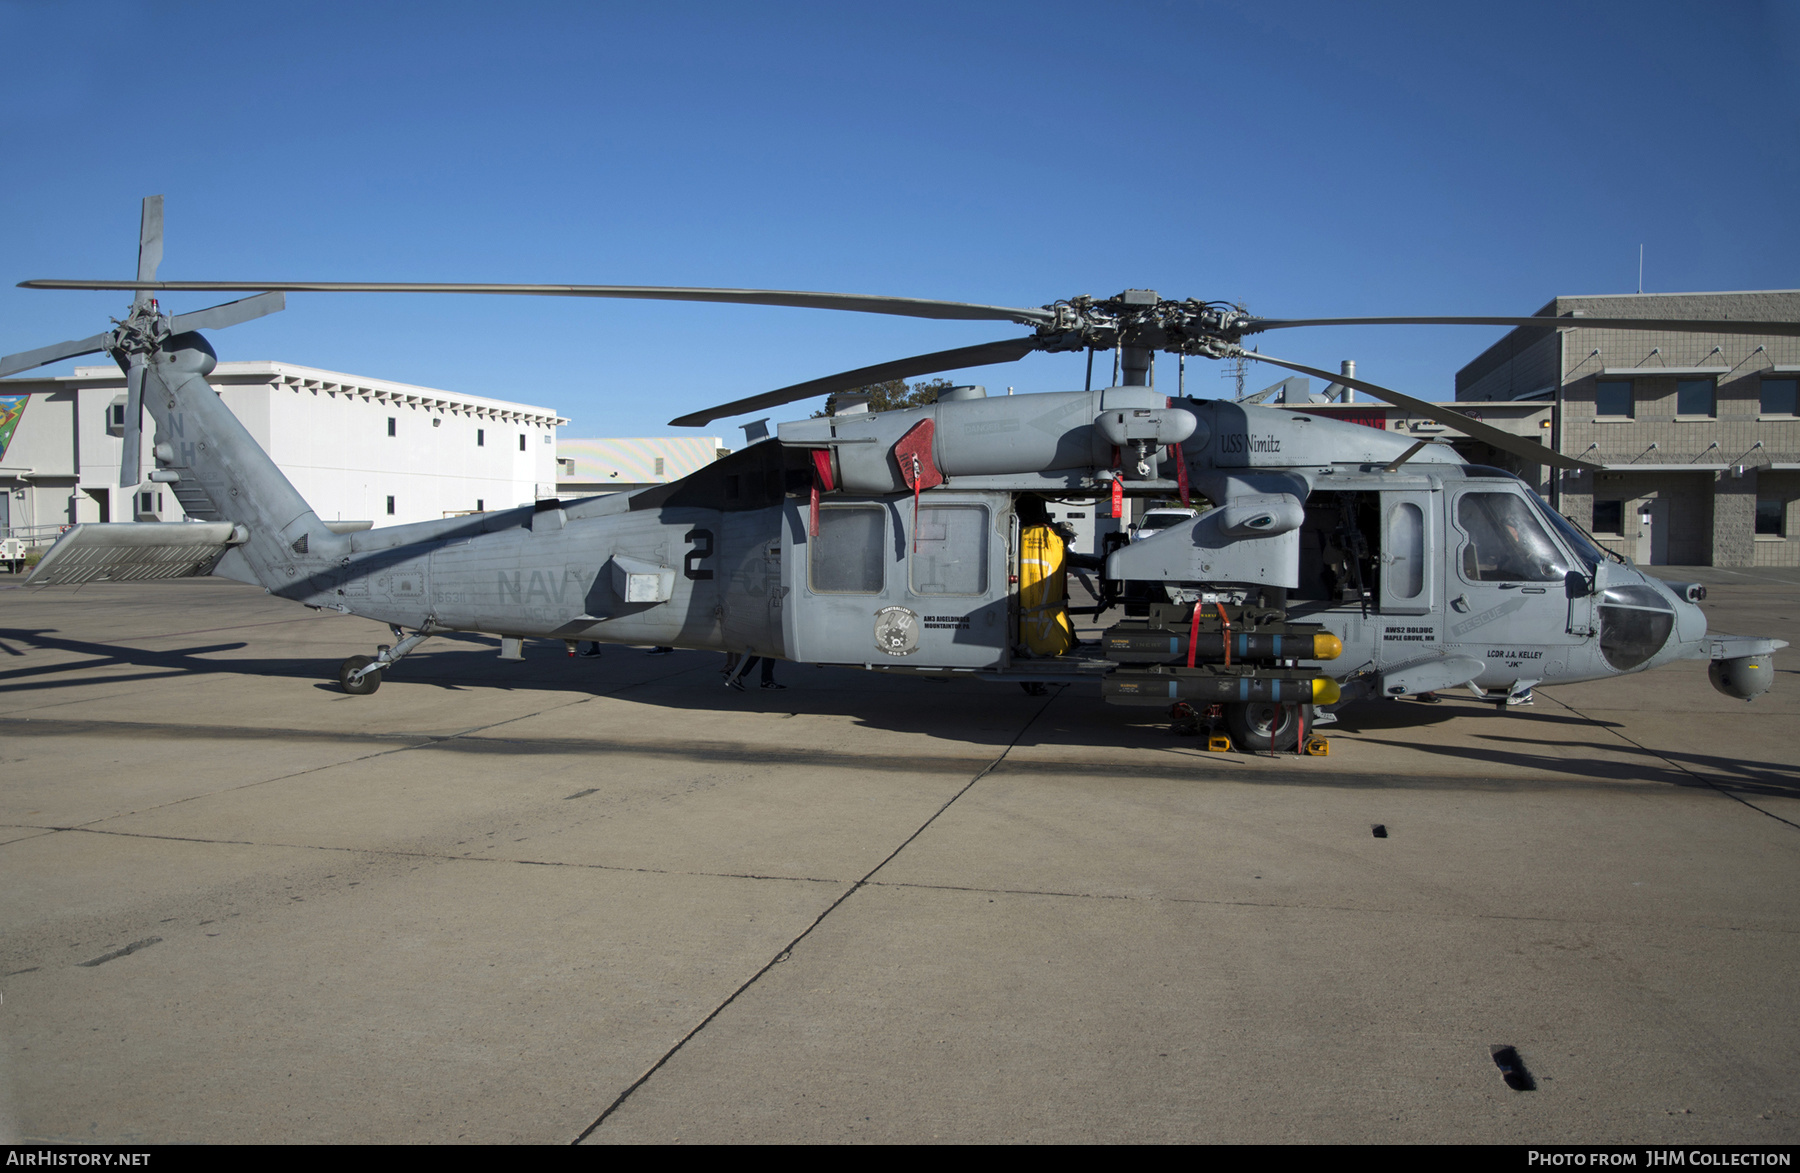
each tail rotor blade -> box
[119,361,145,489]
[136,196,164,294]
[169,291,286,334]
[669,336,1042,427]
[1243,351,1601,472]
[0,331,114,378]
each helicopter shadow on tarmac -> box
[7,624,1798,799]
[1352,715,1800,802]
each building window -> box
[654,457,665,476]
[137,490,156,514]
[518,434,526,452]
[108,403,126,429]
[1762,378,1798,417]
[1592,500,1624,535]
[544,433,553,444]
[476,499,484,513]
[1757,499,1786,537]
[1676,378,1715,417]
[477,428,485,447]
[386,496,396,516]
[387,417,396,437]
[1595,380,1633,418]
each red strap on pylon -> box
[893,420,942,552]
[809,449,834,537]
[1171,441,1190,508]
[1186,603,1202,669]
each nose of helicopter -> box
[1671,594,1708,656]
[1591,566,1696,673]
[1642,569,1708,661]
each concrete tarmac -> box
[0,569,1795,1144]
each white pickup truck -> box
[1127,507,1198,543]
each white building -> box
[555,436,728,496]
[1,361,565,538]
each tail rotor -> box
[0,196,284,490]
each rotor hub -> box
[106,302,172,362]
[1034,292,1256,358]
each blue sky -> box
[2,0,1795,437]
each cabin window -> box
[1457,492,1569,583]
[911,505,988,596]
[1387,502,1424,599]
[809,507,885,594]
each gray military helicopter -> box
[5,198,1791,750]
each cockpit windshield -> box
[1457,491,1574,583]
[1533,499,1610,571]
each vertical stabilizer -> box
[140,331,347,592]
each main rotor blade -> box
[22,280,1057,326]
[119,361,145,489]
[0,331,113,378]
[1243,351,1601,472]
[169,291,286,334]
[136,196,164,289]
[669,336,1042,427]
[1245,314,1800,336]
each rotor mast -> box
[1117,288,1156,387]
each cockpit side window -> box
[1457,492,1571,583]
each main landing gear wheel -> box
[338,655,382,695]
[1225,701,1311,752]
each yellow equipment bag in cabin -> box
[1019,524,1074,656]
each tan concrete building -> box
[1455,291,1800,567]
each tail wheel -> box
[338,655,382,695]
[1225,701,1311,752]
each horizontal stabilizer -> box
[23,522,238,586]
[1709,634,1788,660]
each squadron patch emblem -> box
[874,606,921,656]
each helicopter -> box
[3,198,1791,751]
